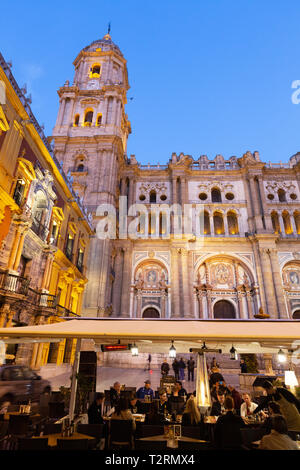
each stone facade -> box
[53,34,300,321]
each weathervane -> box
[108,22,111,35]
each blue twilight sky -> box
[1,0,300,165]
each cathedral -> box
[52,32,300,322]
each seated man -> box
[129,393,143,414]
[210,393,226,416]
[214,396,245,450]
[88,392,105,424]
[240,393,258,417]
[136,380,154,400]
[157,390,172,421]
[259,415,299,450]
[171,381,187,398]
[110,381,121,408]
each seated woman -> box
[214,396,245,450]
[110,397,136,431]
[259,415,299,450]
[128,392,143,414]
[261,402,282,436]
[182,396,201,426]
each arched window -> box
[294,211,300,235]
[213,300,236,318]
[73,114,80,126]
[213,212,224,235]
[149,191,157,203]
[271,211,281,234]
[90,63,101,77]
[282,211,292,234]
[96,114,102,126]
[142,307,160,318]
[278,189,286,202]
[293,310,300,319]
[13,179,26,206]
[84,109,93,126]
[227,211,239,235]
[211,188,222,203]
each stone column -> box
[207,289,213,319]
[263,354,274,375]
[181,249,192,317]
[236,288,244,319]
[290,214,297,235]
[257,176,273,231]
[249,177,264,231]
[120,244,132,317]
[278,214,285,236]
[136,290,142,318]
[197,289,203,318]
[246,289,254,318]
[251,242,267,315]
[171,247,181,317]
[112,247,123,316]
[0,304,10,328]
[259,248,277,316]
[269,248,288,318]
[7,228,21,270]
[209,214,214,236]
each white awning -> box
[0,318,299,348]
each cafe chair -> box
[0,422,9,450]
[108,419,134,450]
[48,402,65,419]
[77,424,104,449]
[18,437,49,450]
[56,438,90,450]
[6,414,31,450]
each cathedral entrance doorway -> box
[142,307,160,318]
[213,300,236,318]
[293,310,300,319]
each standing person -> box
[172,381,187,398]
[187,356,195,382]
[110,381,121,408]
[161,359,170,377]
[147,354,152,370]
[240,359,248,373]
[178,357,186,381]
[253,380,300,439]
[210,357,220,373]
[172,358,180,380]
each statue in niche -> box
[136,272,144,289]
[289,271,299,285]
[147,270,157,283]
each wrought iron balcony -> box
[31,219,48,241]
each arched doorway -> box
[293,310,300,319]
[213,300,236,319]
[142,307,160,318]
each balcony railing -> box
[0,271,79,318]
[31,219,48,241]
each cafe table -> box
[138,434,208,449]
[32,432,96,448]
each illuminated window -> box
[13,179,26,206]
[213,212,224,234]
[84,109,93,126]
[65,234,74,261]
[271,211,280,234]
[227,211,239,235]
[96,114,102,126]
[77,248,84,272]
[89,64,101,78]
[74,114,80,126]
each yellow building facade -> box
[0,53,93,369]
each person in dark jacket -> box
[187,357,195,382]
[129,393,143,414]
[110,382,121,408]
[172,359,180,380]
[253,380,300,438]
[214,396,245,449]
[178,358,186,381]
[228,385,243,414]
[210,393,226,416]
[157,390,172,422]
[240,359,248,373]
[88,392,105,424]
[161,359,170,377]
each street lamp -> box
[169,340,176,359]
[230,345,238,360]
[131,343,138,356]
[278,348,286,363]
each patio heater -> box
[190,346,222,415]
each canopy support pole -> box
[69,338,81,421]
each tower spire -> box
[108,21,111,35]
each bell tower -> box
[52,33,131,316]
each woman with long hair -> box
[182,396,201,426]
